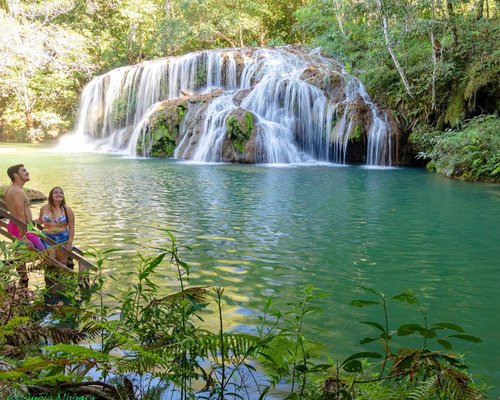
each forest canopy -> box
[0,0,498,179]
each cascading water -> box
[69,47,395,165]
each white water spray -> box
[68,47,395,165]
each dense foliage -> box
[413,115,500,181]
[0,234,487,399]
[0,0,498,180]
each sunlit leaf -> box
[342,359,363,372]
[350,300,380,307]
[390,290,418,305]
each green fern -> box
[408,376,438,400]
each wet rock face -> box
[74,46,399,165]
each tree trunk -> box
[18,71,34,129]
[430,31,438,111]
[375,0,414,99]
[446,0,458,48]
[164,0,170,17]
[239,27,244,47]
[476,0,484,19]
[430,0,438,111]
[333,0,346,37]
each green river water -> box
[1,144,499,396]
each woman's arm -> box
[66,205,75,249]
[37,205,47,227]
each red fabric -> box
[7,221,46,251]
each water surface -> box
[1,145,499,395]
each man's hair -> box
[7,164,24,182]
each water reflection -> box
[1,147,499,394]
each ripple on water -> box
[0,151,499,396]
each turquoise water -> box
[1,145,499,395]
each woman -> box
[38,187,75,265]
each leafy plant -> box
[413,115,500,182]
[0,233,488,399]
[345,287,485,399]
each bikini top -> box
[42,208,67,224]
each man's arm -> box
[23,196,33,225]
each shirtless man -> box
[4,164,46,251]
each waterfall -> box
[70,47,395,165]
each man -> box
[4,164,46,251]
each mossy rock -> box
[349,124,363,142]
[445,87,465,127]
[226,110,254,154]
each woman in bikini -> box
[38,187,75,265]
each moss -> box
[245,112,253,134]
[350,124,362,142]
[226,114,252,154]
[196,68,207,86]
[150,125,176,157]
[137,110,178,157]
[444,88,465,127]
[177,105,187,121]
[426,160,436,171]
[112,91,136,126]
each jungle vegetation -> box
[0,0,498,180]
[0,233,487,399]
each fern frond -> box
[408,376,438,400]
[440,368,486,400]
[148,286,210,309]
[408,368,486,400]
[3,324,93,348]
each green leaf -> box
[342,359,363,373]
[439,353,465,367]
[0,371,25,380]
[342,352,382,365]
[295,364,308,373]
[390,290,418,305]
[437,339,453,350]
[432,322,465,332]
[359,286,382,297]
[359,320,385,332]
[309,364,333,372]
[394,351,419,372]
[449,334,482,343]
[359,337,378,344]
[258,387,270,400]
[397,324,436,338]
[351,300,380,307]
